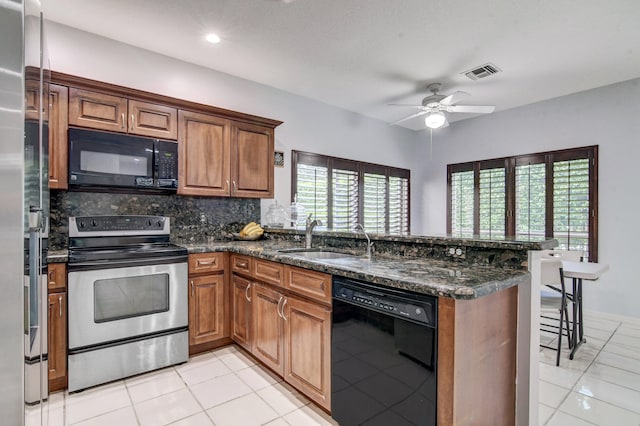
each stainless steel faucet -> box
[355,223,374,260]
[305,214,322,249]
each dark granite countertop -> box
[48,240,531,300]
[183,240,530,300]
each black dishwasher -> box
[332,277,437,426]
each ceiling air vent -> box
[462,63,501,80]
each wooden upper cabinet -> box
[69,88,178,139]
[129,100,177,139]
[25,79,42,121]
[231,122,274,198]
[178,110,231,197]
[69,88,128,132]
[48,84,69,189]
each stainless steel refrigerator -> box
[1,0,28,423]
[1,0,49,423]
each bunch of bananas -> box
[239,222,264,237]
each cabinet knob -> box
[232,180,237,194]
[121,113,125,130]
[130,114,135,132]
[59,295,63,318]
[190,280,194,297]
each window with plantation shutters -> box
[363,172,387,233]
[296,162,329,225]
[292,151,410,234]
[332,168,359,231]
[449,169,474,237]
[515,161,546,240]
[553,158,590,256]
[389,176,410,234]
[479,166,506,238]
[447,146,598,261]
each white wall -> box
[43,21,422,226]
[417,78,640,318]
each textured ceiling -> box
[43,0,640,130]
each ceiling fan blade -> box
[389,110,429,126]
[388,103,425,109]
[440,91,469,106]
[447,104,495,114]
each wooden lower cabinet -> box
[48,292,67,392]
[230,274,252,351]
[252,284,285,375]
[188,274,227,347]
[283,295,331,411]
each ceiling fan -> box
[389,83,495,129]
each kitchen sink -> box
[277,248,358,260]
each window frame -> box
[447,146,598,261]
[292,150,410,234]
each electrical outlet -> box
[447,246,466,258]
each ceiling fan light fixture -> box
[425,111,446,129]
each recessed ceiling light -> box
[205,33,221,44]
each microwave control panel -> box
[155,141,178,188]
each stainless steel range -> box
[67,215,188,392]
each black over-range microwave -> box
[68,128,178,192]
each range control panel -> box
[69,215,170,237]
[333,278,436,327]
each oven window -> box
[94,273,169,323]
[80,150,148,176]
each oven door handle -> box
[68,254,188,271]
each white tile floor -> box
[26,346,337,426]
[539,310,640,426]
[25,310,640,426]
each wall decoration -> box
[274,151,285,167]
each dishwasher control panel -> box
[333,278,436,327]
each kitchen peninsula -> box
[189,230,553,426]
[48,229,554,426]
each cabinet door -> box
[48,84,69,189]
[128,100,178,140]
[48,292,67,392]
[230,122,274,198]
[178,110,231,196]
[284,296,331,410]
[252,284,284,375]
[230,274,252,351]
[188,274,227,347]
[47,263,67,292]
[69,88,128,132]
[25,79,42,121]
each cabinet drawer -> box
[47,263,67,292]
[189,253,225,274]
[231,254,253,276]
[254,259,284,287]
[284,266,331,304]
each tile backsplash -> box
[49,190,260,248]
